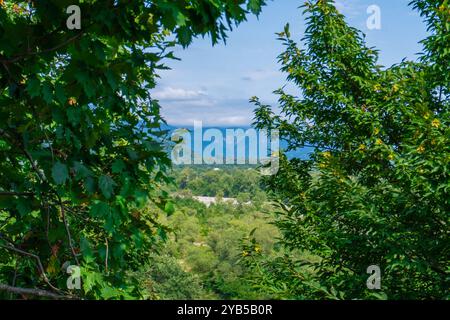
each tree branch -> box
[0,191,34,197]
[58,197,80,266]
[0,240,60,293]
[0,33,84,64]
[0,284,75,300]
[0,128,47,182]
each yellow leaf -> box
[432,119,441,128]
[46,255,59,275]
[68,97,77,106]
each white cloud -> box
[334,0,363,17]
[165,115,252,127]
[161,98,255,127]
[216,116,251,126]
[153,87,207,101]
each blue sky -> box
[155,0,428,127]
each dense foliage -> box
[142,172,280,300]
[0,0,265,299]
[172,166,267,203]
[1,0,447,301]
[250,0,449,299]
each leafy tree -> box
[173,166,264,198]
[136,253,211,300]
[251,0,449,299]
[163,191,280,300]
[0,0,265,299]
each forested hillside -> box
[138,167,282,300]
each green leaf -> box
[284,23,291,38]
[105,70,117,90]
[26,78,41,98]
[100,286,120,299]
[80,236,94,263]
[82,268,103,293]
[84,176,96,194]
[111,159,126,173]
[248,0,264,14]
[16,198,31,217]
[164,201,175,216]
[73,161,91,180]
[52,162,69,185]
[66,107,81,126]
[175,12,187,26]
[55,83,66,104]
[90,201,110,218]
[115,195,127,213]
[157,227,167,241]
[42,82,53,104]
[99,175,116,199]
[104,213,115,234]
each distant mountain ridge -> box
[163,124,314,161]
